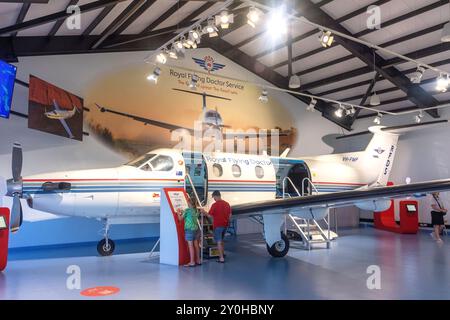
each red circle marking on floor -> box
[80,286,120,297]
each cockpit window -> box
[126,154,156,167]
[150,155,174,171]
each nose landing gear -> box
[97,220,115,256]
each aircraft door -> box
[183,152,208,206]
[274,159,311,197]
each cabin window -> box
[141,163,152,171]
[255,166,264,179]
[232,164,242,178]
[126,154,156,167]
[213,164,223,177]
[150,155,174,171]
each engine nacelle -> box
[355,200,391,212]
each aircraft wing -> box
[58,118,74,139]
[231,179,450,217]
[95,104,195,134]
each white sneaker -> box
[437,239,444,244]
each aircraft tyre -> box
[97,239,115,256]
[266,233,289,257]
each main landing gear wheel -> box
[266,233,290,258]
[97,239,115,256]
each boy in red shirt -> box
[204,190,231,263]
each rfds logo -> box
[193,56,226,73]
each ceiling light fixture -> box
[189,74,199,89]
[369,92,381,106]
[267,7,288,38]
[334,105,343,118]
[203,18,219,37]
[410,65,426,84]
[247,6,263,28]
[436,73,449,92]
[373,113,382,124]
[147,67,161,84]
[307,98,316,112]
[156,51,167,64]
[259,89,269,103]
[216,10,234,29]
[319,30,334,47]
[289,74,301,89]
[345,106,356,116]
[415,110,424,123]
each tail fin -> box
[364,126,399,186]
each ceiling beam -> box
[0,34,169,59]
[139,1,189,35]
[103,1,242,49]
[113,0,158,35]
[295,21,447,77]
[0,0,127,36]
[356,100,450,119]
[202,37,354,130]
[352,72,380,120]
[82,3,117,36]
[91,0,147,49]
[279,0,441,118]
[11,2,31,37]
[0,0,48,3]
[47,0,79,37]
[266,0,448,69]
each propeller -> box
[7,143,23,233]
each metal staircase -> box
[282,177,337,250]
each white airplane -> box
[44,99,78,139]
[2,120,450,257]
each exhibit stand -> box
[159,188,190,266]
[374,200,419,234]
[0,208,10,271]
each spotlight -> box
[182,36,191,49]
[334,105,343,118]
[174,40,185,52]
[215,10,234,29]
[373,113,382,125]
[203,18,219,37]
[410,65,426,84]
[306,98,316,112]
[288,75,301,89]
[156,51,167,64]
[436,74,449,92]
[415,111,424,123]
[168,47,178,60]
[345,106,356,116]
[319,30,334,48]
[147,67,161,84]
[188,29,201,48]
[247,6,263,28]
[441,21,450,42]
[259,89,269,104]
[267,7,288,38]
[189,74,199,89]
[369,92,380,106]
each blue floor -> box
[1,226,450,299]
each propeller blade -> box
[10,194,22,233]
[12,143,22,182]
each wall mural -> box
[28,75,84,141]
[83,56,296,159]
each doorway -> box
[182,152,208,206]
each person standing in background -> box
[177,199,201,267]
[202,191,231,263]
[430,192,447,244]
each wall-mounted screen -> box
[406,204,417,212]
[0,216,7,230]
[0,60,17,119]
